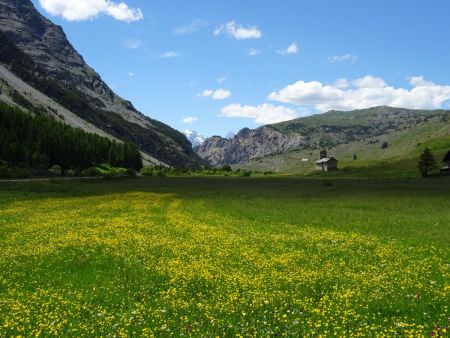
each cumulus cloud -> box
[268,75,450,112]
[214,21,262,40]
[38,0,143,22]
[278,43,299,55]
[160,51,180,59]
[199,89,232,100]
[173,19,209,35]
[248,48,261,56]
[408,76,435,87]
[181,117,197,124]
[220,103,298,125]
[327,54,358,63]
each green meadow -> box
[0,177,449,336]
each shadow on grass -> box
[0,175,449,201]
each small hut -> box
[315,150,338,172]
[441,150,450,173]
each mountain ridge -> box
[195,106,450,168]
[0,0,202,168]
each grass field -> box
[0,177,449,336]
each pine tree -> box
[418,148,436,177]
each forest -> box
[0,102,142,174]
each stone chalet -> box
[315,150,338,172]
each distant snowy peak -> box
[225,132,235,139]
[184,129,206,147]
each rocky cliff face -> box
[196,106,449,167]
[195,126,305,167]
[0,0,201,168]
[0,0,145,123]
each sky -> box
[32,0,450,138]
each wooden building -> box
[441,150,450,173]
[315,150,338,172]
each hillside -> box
[196,106,450,175]
[0,0,202,168]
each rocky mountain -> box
[196,106,450,167]
[0,0,202,168]
[183,129,206,147]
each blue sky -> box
[32,0,450,138]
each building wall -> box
[316,159,338,171]
[325,161,337,171]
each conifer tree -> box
[418,147,436,177]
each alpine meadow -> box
[0,0,449,337]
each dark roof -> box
[444,150,450,162]
[316,157,338,164]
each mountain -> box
[0,0,202,168]
[196,106,450,170]
[183,129,206,147]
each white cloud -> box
[408,76,435,87]
[38,0,143,22]
[217,76,228,83]
[214,21,262,40]
[278,42,299,55]
[220,103,298,125]
[181,117,197,124]
[122,38,143,49]
[248,48,261,56]
[160,51,180,59]
[173,19,209,35]
[333,78,350,89]
[268,75,450,112]
[353,75,386,88]
[128,72,134,77]
[327,54,358,63]
[199,89,232,100]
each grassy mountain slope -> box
[240,113,450,177]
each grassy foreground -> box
[0,177,449,336]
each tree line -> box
[0,102,142,171]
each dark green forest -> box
[0,102,142,171]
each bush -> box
[221,165,232,172]
[141,166,154,176]
[156,170,166,177]
[0,165,10,179]
[126,168,137,177]
[238,170,251,177]
[83,167,100,177]
[381,141,389,149]
[116,167,128,177]
[49,165,62,176]
[65,169,76,177]
[34,164,49,177]
[10,167,31,179]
